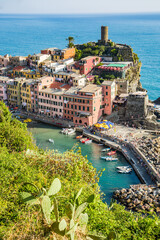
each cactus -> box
[20,178,61,225]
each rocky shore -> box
[113,184,160,213]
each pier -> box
[82,129,156,185]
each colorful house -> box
[75,56,101,75]
[63,84,103,126]
[101,80,116,115]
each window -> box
[71,105,73,109]
[87,107,89,111]
[59,96,61,100]
[79,106,81,110]
[106,92,108,96]
[120,85,123,88]
[65,110,66,113]
[83,100,85,103]
[75,105,77,109]
[79,120,82,123]
[94,107,96,111]
[106,86,108,89]
[83,106,85,111]
[68,111,69,114]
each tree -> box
[66,36,75,48]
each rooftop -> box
[50,82,71,90]
[102,80,115,86]
[81,56,97,61]
[79,84,101,93]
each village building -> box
[101,80,116,115]
[9,56,27,66]
[38,81,70,117]
[75,56,101,75]
[63,84,103,126]
[0,54,10,67]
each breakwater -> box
[113,184,160,213]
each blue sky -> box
[0,0,160,14]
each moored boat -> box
[102,148,110,152]
[85,139,92,144]
[116,166,131,171]
[107,151,116,156]
[76,135,83,139]
[117,168,132,174]
[61,128,75,135]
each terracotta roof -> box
[50,82,71,90]
[13,66,25,71]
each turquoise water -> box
[0,13,160,100]
[30,124,140,203]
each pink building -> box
[75,56,101,75]
[38,82,70,117]
[31,76,55,112]
[101,80,116,115]
[0,83,7,103]
[63,84,103,126]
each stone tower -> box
[101,26,108,44]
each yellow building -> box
[20,80,33,112]
[24,72,42,79]
[7,78,23,107]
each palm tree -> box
[66,36,74,48]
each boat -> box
[102,148,110,152]
[61,128,75,135]
[101,156,118,161]
[85,139,92,144]
[76,135,83,139]
[105,157,118,161]
[116,166,131,171]
[81,138,90,143]
[117,169,132,174]
[48,139,54,144]
[107,151,116,156]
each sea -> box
[0,13,160,100]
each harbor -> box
[29,123,140,204]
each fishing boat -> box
[117,168,132,174]
[76,135,83,139]
[102,148,110,152]
[107,151,116,156]
[48,139,54,144]
[85,139,92,144]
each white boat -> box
[60,128,75,135]
[117,168,132,174]
[102,148,110,152]
[116,166,131,171]
[101,156,118,161]
[85,139,92,144]
[48,139,54,144]
[105,157,118,161]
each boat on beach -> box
[107,150,116,156]
[48,139,54,143]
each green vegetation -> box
[0,102,160,240]
[66,36,75,48]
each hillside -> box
[0,101,160,240]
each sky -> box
[0,0,160,14]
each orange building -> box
[61,48,75,60]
